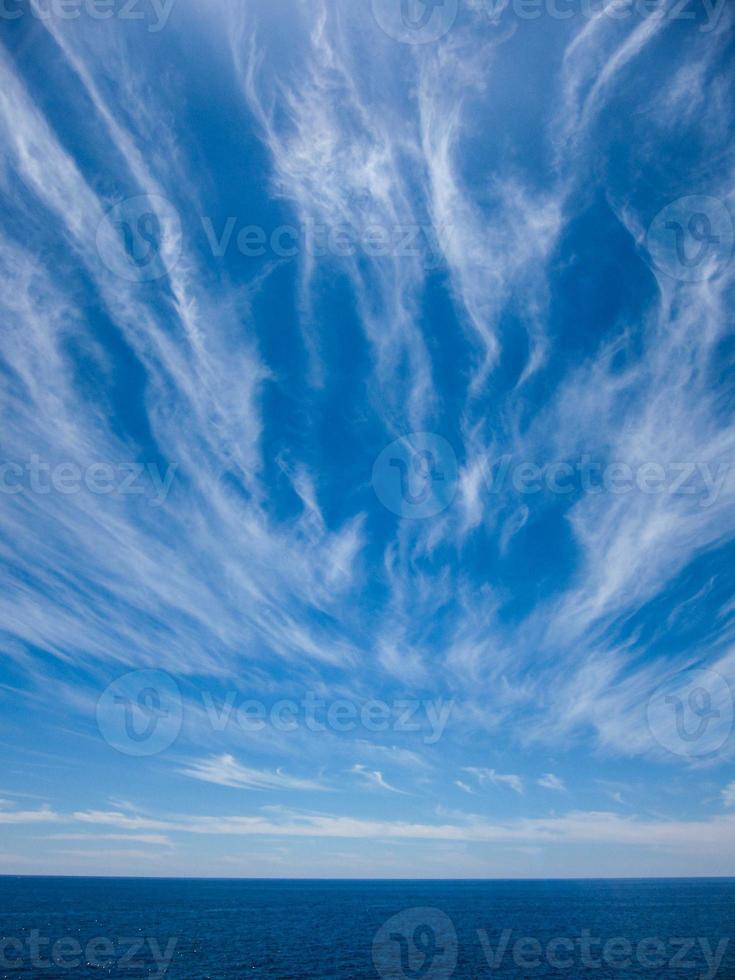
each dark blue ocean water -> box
[0,877,733,979]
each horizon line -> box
[2,873,735,882]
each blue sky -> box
[1,0,734,878]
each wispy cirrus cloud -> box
[350,764,407,794]
[463,768,524,794]
[0,805,60,824]
[538,773,565,792]
[180,754,328,792]
[64,803,735,856]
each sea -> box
[0,876,733,978]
